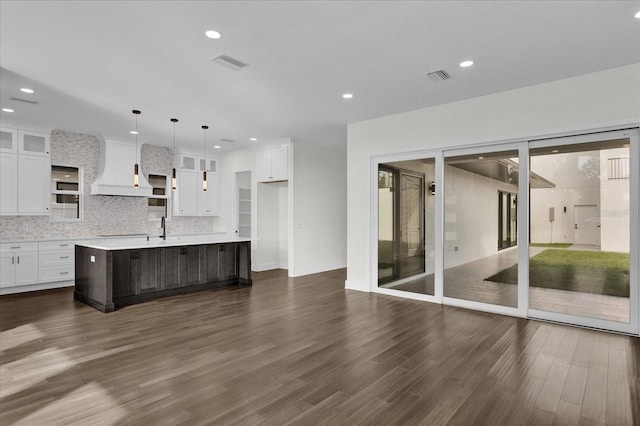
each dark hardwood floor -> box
[1,269,638,425]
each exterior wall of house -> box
[444,165,518,269]
[530,151,601,246]
[601,148,631,253]
[346,63,640,292]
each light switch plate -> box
[90,255,95,263]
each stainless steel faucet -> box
[160,216,166,240]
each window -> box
[51,165,82,221]
[148,174,169,220]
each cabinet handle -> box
[10,246,20,249]
[59,271,69,275]
[17,256,19,264]
[11,256,14,265]
[60,256,69,259]
[59,244,70,247]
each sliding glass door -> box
[372,128,638,334]
[528,129,639,334]
[443,146,524,311]
[378,159,435,296]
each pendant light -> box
[132,109,141,187]
[170,118,178,191]
[202,125,208,192]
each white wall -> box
[217,137,347,276]
[346,63,640,292]
[290,141,347,276]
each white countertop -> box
[0,232,227,245]
[76,234,250,250]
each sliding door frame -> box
[371,150,442,304]
[368,125,638,335]
[527,128,639,335]
[441,142,529,318]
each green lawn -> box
[529,243,573,249]
[485,249,630,297]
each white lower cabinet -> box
[0,243,38,288]
[38,241,75,283]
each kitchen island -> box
[74,235,251,312]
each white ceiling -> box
[1,1,639,154]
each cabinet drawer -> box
[39,250,74,267]
[39,241,75,251]
[0,242,37,253]
[39,265,74,283]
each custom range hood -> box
[90,139,152,197]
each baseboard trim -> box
[344,279,369,292]
[0,280,74,295]
[290,261,347,277]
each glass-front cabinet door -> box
[19,130,50,156]
[0,128,18,153]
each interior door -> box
[574,205,599,245]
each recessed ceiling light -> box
[2,108,14,113]
[130,130,138,135]
[635,10,640,18]
[214,145,221,149]
[64,174,71,178]
[478,156,484,160]
[552,149,559,153]
[205,30,222,39]
[250,138,257,141]
[342,93,354,99]
[460,60,474,68]
[20,88,34,94]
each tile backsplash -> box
[0,129,217,240]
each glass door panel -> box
[378,167,395,283]
[378,159,435,295]
[529,135,636,330]
[444,149,520,308]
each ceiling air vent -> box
[425,69,451,82]
[211,54,249,71]
[10,97,39,105]
[220,138,234,143]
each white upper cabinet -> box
[173,152,219,216]
[256,144,289,183]
[197,173,218,215]
[199,158,217,174]
[0,153,18,214]
[180,154,197,171]
[18,155,50,214]
[19,130,50,157]
[0,127,51,216]
[0,127,18,153]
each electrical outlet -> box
[22,223,29,231]
[454,246,459,252]
[90,255,95,263]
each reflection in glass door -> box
[444,149,521,308]
[378,159,434,296]
[528,131,638,333]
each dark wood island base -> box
[74,240,251,312]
